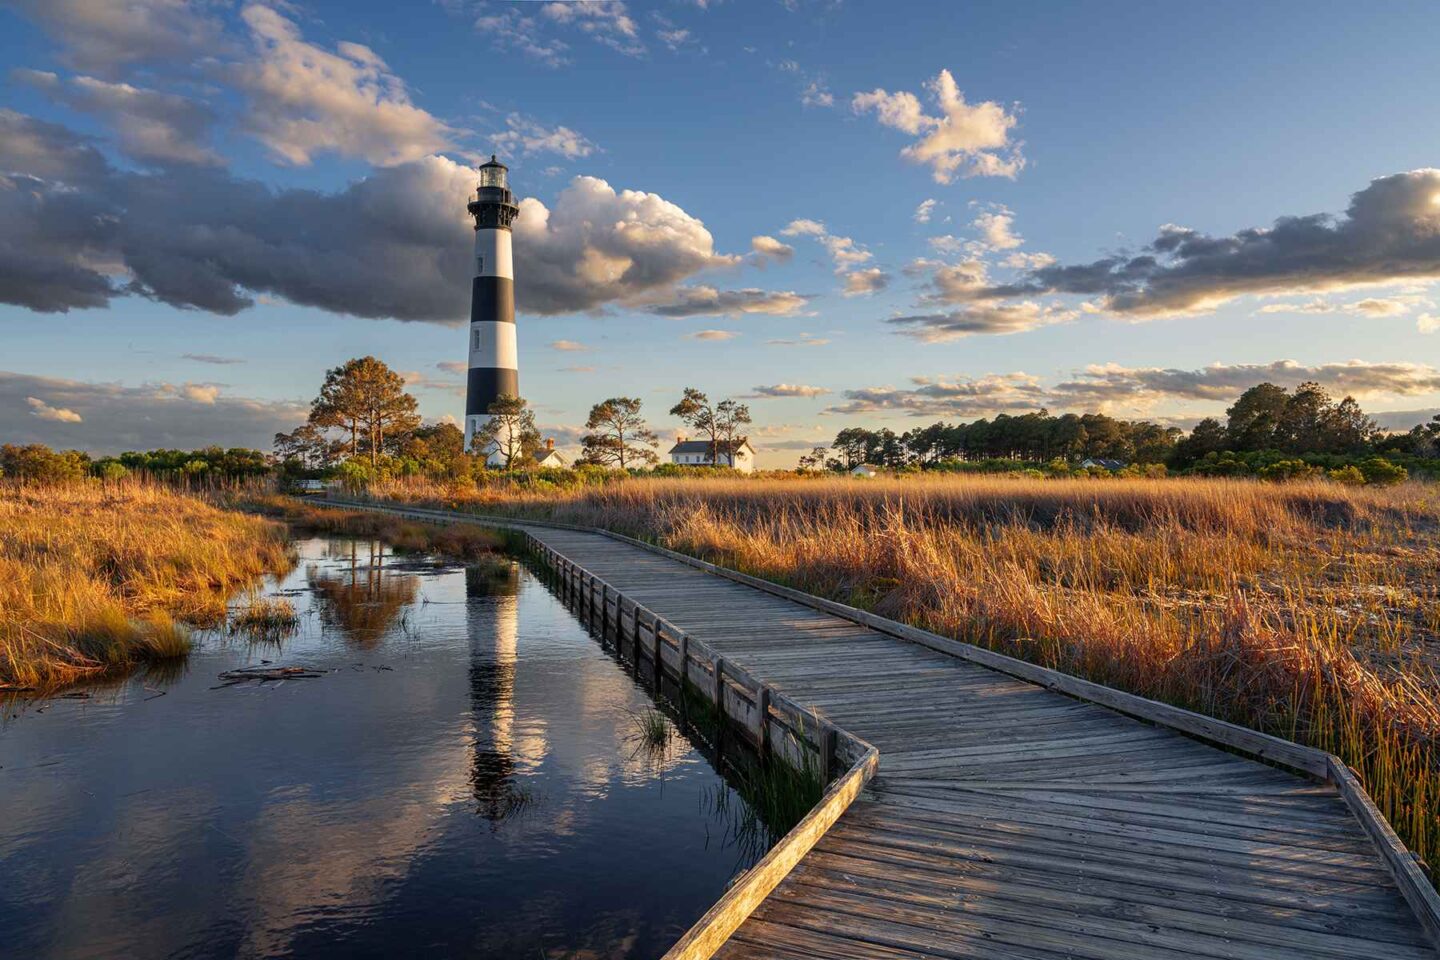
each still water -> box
[0,537,769,959]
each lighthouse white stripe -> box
[473,228,513,279]
[469,320,518,370]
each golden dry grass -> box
[0,480,293,690]
[367,473,1440,870]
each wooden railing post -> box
[713,657,726,723]
[757,686,771,758]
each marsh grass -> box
[230,595,300,642]
[629,706,671,748]
[368,473,1440,873]
[1,480,293,691]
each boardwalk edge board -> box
[314,497,1440,956]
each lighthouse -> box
[464,156,520,459]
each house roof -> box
[668,439,754,455]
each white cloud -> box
[751,235,795,264]
[26,396,83,423]
[648,285,811,317]
[913,198,937,224]
[472,7,570,67]
[657,28,692,51]
[515,175,740,314]
[743,384,828,398]
[540,1,645,57]
[16,70,219,166]
[548,339,589,351]
[842,268,889,297]
[687,329,737,341]
[852,69,1024,183]
[492,112,597,159]
[973,208,1022,250]
[1420,314,1439,333]
[231,4,455,166]
[781,218,871,267]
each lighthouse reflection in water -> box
[0,536,766,960]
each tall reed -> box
[0,479,293,690]
[366,473,1440,872]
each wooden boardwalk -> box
[328,501,1438,959]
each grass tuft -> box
[0,479,291,690]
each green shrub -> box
[1257,459,1321,482]
[1359,457,1408,487]
[1328,465,1366,486]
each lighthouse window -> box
[473,329,481,350]
[476,256,484,274]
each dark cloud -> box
[0,112,733,321]
[9,0,227,77]
[826,374,1049,417]
[887,301,1075,340]
[0,370,306,454]
[182,353,246,365]
[989,170,1440,316]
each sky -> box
[1,0,1438,467]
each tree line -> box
[802,380,1440,477]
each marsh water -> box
[0,537,772,959]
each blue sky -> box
[2,0,1438,465]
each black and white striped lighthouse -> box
[464,156,520,459]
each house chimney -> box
[546,437,555,451]
[677,433,687,443]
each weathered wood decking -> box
[327,500,1438,959]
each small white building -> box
[532,438,569,468]
[668,437,757,473]
[850,464,880,478]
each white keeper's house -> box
[668,436,757,473]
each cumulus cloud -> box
[973,208,1022,250]
[435,360,468,375]
[742,384,828,398]
[887,301,1077,340]
[548,339,589,351]
[8,0,226,76]
[0,116,732,322]
[1255,293,1430,317]
[2,370,306,452]
[1421,314,1439,334]
[751,235,795,264]
[842,268,889,297]
[515,176,738,314]
[230,4,456,167]
[852,69,1024,183]
[16,69,220,166]
[648,285,810,317]
[26,396,83,423]
[913,198,937,224]
[492,113,597,159]
[778,59,834,109]
[990,170,1440,317]
[687,329,737,341]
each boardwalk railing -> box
[312,497,879,958]
[315,496,1440,956]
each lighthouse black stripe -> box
[465,368,520,416]
[470,276,514,325]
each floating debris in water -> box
[212,666,323,688]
